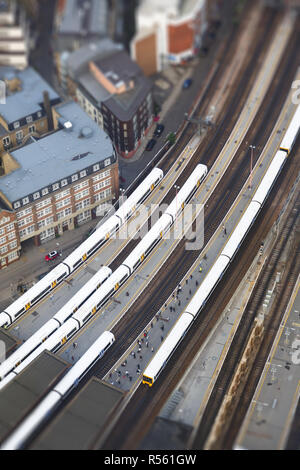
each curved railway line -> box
[43,12,300,450]
[200,186,300,450]
[100,131,300,451]
[1,3,298,451]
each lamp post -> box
[174,185,180,236]
[249,145,256,189]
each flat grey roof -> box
[58,0,107,36]
[30,377,124,450]
[0,351,69,444]
[0,66,60,125]
[0,100,114,202]
[0,329,20,358]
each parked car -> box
[154,124,165,138]
[146,139,157,151]
[182,78,192,89]
[45,251,59,261]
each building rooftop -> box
[0,100,115,203]
[58,0,108,37]
[29,377,124,450]
[67,38,123,79]
[0,67,60,125]
[77,50,153,121]
[0,351,69,445]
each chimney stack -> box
[43,90,54,132]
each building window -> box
[80,170,87,178]
[104,158,111,167]
[73,180,89,192]
[40,227,55,241]
[2,136,10,147]
[61,179,68,187]
[6,223,14,232]
[13,121,20,129]
[0,236,6,245]
[0,245,8,254]
[8,232,16,240]
[72,174,78,182]
[28,125,36,134]
[52,183,59,191]
[22,197,29,205]
[74,189,89,201]
[93,164,100,172]
[26,116,33,123]
[16,130,23,141]
[37,111,42,118]
[9,241,17,250]
[33,192,40,200]
[55,189,70,201]
[36,198,51,210]
[42,188,49,196]
[8,251,18,262]
[14,201,21,209]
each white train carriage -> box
[1,332,115,450]
[143,312,194,387]
[252,150,287,205]
[72,265,131,327]
[63,215,121,272]
[61,168,163,273]
[165,164,207,221]
[185,255,230,317]
[115,167,164,223]
[0,266,112,381]
[221,202,261,260]
[0,263,69,328]
[279,104,300,154]
[122,214,172,273]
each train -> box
[142,104,300,387]
[0,164,208,387]
[0,168,164,329]
[1,331,115,450]
[0,266,112,380]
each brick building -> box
[131,0,216,76]
[0,66,61,163]
[63,39,153,159]
[0,100,118,269]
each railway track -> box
[202,187,300,450]
[96,15,300,379]
[100,129,300,451]
[109,6,281,273]
[20,5,295,449]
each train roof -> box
[143,312,194,380]
[280,104,300,151]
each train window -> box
[83,313,91,323]
[51,343,61,352]
[31,286,51,305]
[67,328,77,338]
[97,289,113,308]
[57,273,66,283]
[73,259,82,269]
[87,239,104,256]
[15,308,25,318]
